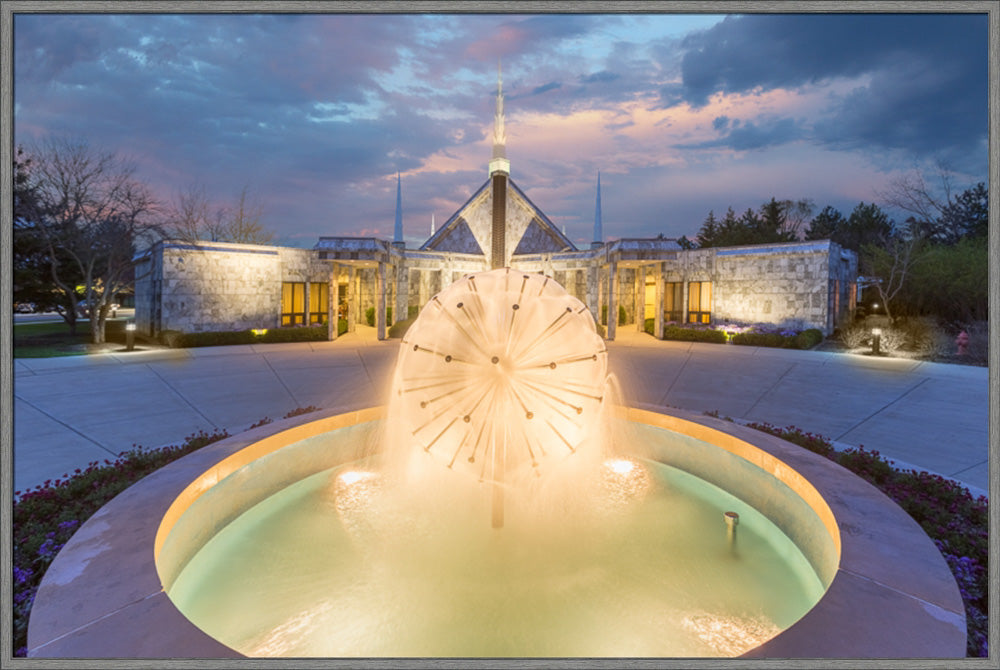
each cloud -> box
[674,14,987,170]
[679,116,802,152]
[12,13,988,248]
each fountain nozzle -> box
[724,511,739,549]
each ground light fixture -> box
[126,322,136,351]
[871,327,882,355]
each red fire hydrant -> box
[956,330,969,355]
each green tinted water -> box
[168,458,825,657]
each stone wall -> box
[142,241,338,335]
[657,241,857,333]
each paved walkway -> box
[12,326,990,497]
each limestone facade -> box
[136,235,857,341]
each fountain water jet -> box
[386,268,610,528]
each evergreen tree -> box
[805,205,846,241]
[695,210,719,247]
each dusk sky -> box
[13,11,989,249]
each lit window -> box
[664,282,682,322]
[310,282,328,324]
[687,281,711,324]
[281,282,306,326]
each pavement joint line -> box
[948,459,989,480]
[12,394,118,459]
[657,350,692,406]
[142,363,218,429]
[741,362,798,419]
[355,347,376,390]
[836,566,966,618]
[28,589,162,655]
[260,353,302,408]
[833,376,931,442]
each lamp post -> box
[126,322,136,352]
[871,327,881,356]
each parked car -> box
[14,302,36,313]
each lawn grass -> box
[14,319,130,358]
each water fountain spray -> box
[390,268,608,528]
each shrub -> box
[338,318,348,336]
[159,329,185,348]
[962,321,988,366]
[840,323,870,349]
[388,318,415,338]
[365,306,392,327]
[181,330,256,347]
[795,328,823,349]
[877,327,906,354]
[407,305,419,319]
[257,326,326,343]
[662,325,728,344]
[893,317,940,356]
[619,304,627,325]
[600,304,607,326]
[731,331,793,348]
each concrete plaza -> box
[12,326,990,497]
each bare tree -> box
[861,234,922,321]
[222,185,274,244]
[164,183,228,243]
[876,162,956,235]
[164,183,273,244]
[28,138,162,344]
[779,198,815,240]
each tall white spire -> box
[393,172,403,246]
[592,171,603,248]
[431,212,435,236]
[489,59,510,176]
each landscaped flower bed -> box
[743,421,988,657]
[11,406,319,657]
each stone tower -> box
[489,60,509,269]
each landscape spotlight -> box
[871,327,881,356]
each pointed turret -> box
[591,171,603,248]
[393,172,404,247]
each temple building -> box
[135,69,857,342]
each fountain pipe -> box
[492,423,506,528]
[724,511,739,549]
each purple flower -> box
[57,519,80,533]
[37,538,62,560]
[13,565,33,585]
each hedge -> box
[662,325,728,344]
[731,328,823,350]
[160,323,344,348]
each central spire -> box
[489,59,510,176]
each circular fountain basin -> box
[27,404,967,659]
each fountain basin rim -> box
[27,403,966,659]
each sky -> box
[12,10,990,249]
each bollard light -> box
[871,327,881,356]
[126,322,136,351]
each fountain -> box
[154,270,833,657]
[24,62,967,658]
